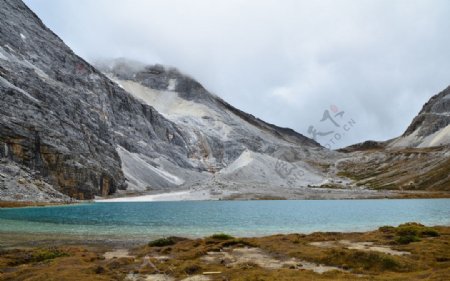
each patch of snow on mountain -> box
[220,150,253,174]
[390,125,450,148]
[117,146,184,191]
[118,79,215,119]
[167,78,177,91]
[217,150,326,187]
[420,124,450,147]
[389,130,420,148]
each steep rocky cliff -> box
[0,0,193,200]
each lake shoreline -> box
[2,189,449,209]
[1,223,449,249]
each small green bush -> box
[395,235,421,245]
[183,264,202,274]
[420,228,439,237]
[394,222,439,244]
[379,226,395,233]
[31,248,68,263]
[322,249,401,272]
[8,248,69,266]
[148,237,176,247]
[221,239,256,248]
[210,233,234,240]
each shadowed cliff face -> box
[0,0,191,199]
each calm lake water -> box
[0,199,449,239]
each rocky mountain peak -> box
[403,86,450,137]
[388,86,450,148]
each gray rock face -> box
[385,86,450,148]
[403,86,450,137]
[1,0,331,200]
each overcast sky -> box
[24,0,450,148]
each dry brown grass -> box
[1,224,449,280]
[337,146,450,192]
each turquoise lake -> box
[0,199,449,239]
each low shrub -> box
[148,237,176,247]
[210,233,234,240]
[322,249,402,272]
[9,248,69,265]
[393,222,439,244]
[395,235,420,245]
[221,239,256,248]
[379,226,395,233]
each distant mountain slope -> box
[390,86,450,148]
[337,86,450,191]
[96,59,339,195]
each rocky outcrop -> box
[403,86,450,137]
[387,86,450,148]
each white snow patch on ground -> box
[117,146,184,191]
[220,150,253,174]
[95,190,212,202]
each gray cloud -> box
[24,0,450,148]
